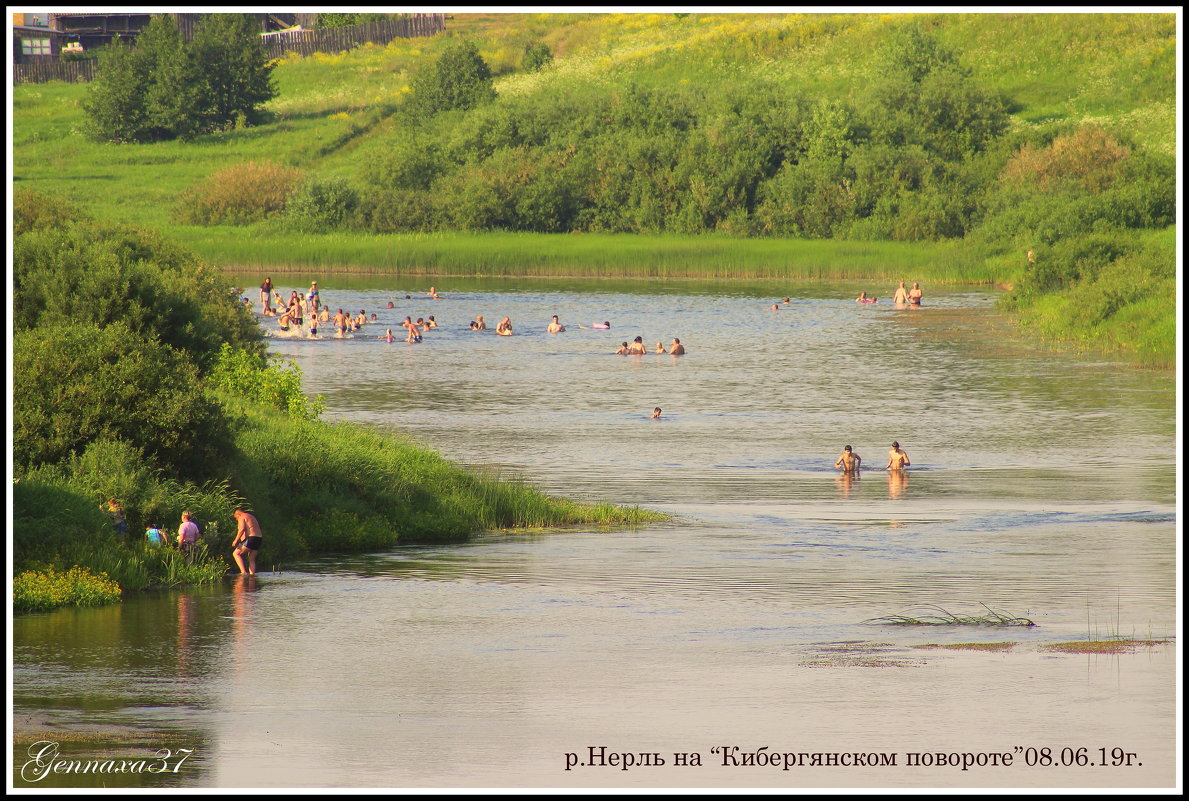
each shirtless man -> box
[474,315,487,330]
[333,309,350,337]
[908,282,923,306]
[547,315,566,333]
[406,321,423,343]
[614,341,630,355]
[231,509,263,575]
[835,445,861,472]
[885,441,911,470]
[893,282,909,305]
[626,336,647,355]
[496,317,513,335]
[668,338,685,355]
[651,407,662,419]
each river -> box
[11,277,1178,790]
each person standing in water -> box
[885,441,911,470]
[231,509,263,575]
[547,315,566,333]
[651,407,662,419]
[260,277,273,315]
[893,282,909,305]
[908,282,923,306]
[668,338,685,355]
[626,336,647,355]
[835,445,862,472]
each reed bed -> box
[863,604,1037,627]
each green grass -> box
[863,604,1037,627]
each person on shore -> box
[835,445,862,472]
[496,317,513,335]
[885,441,911,470]
[102,498,127,537]
[651,407,662,419]
[579,321,611,329]
[474,315,487,330]
[654,341,666,353]
[177,511,201,559]
[908,282,923,306]
[893,282,909,305]
[1027,249,1036,264]
[547,315,566,333]
[626,336,647,355]
[260,277,273,315]
[614,341,630,355]
[668,338,685,355]
[145,522,165,547]
[231,509,263,575]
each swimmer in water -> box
[400,316,413,328]
[379,328,396,343]
[783,297,791,305]
[893,281,909,305]
[425,316,437,329]
[885,441,911,470]
[333,309,349,338]
[835,445,861,472]
[769,304,780,310]
[496,317,513,335]
[406,321,422,343]
[668,338,685,355]
[387,301,395,309]
[370,313,377,321]
[654,341,666,353]
[547,315,566,333]
[474,315,487,330]
[614,341,630,355]
[579,321,611,330]
[856,291,877,303]
[908,282,923,306]
[626,336,647,355]
[651,407,662,419]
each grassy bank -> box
[171,227,996,283]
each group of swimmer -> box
[835,441,911,472]
[854,281,924,306]
[614,336,685,356]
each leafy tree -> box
[13,321,234,479]
[317,12,362,28]
[410,39,496,116]
[80,38,151,143]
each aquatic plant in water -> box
[862,603,1036,627]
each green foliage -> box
[13,566,123,613]
[409,39,497,116]
[82,13,275,143]
[13,189,263,368]
[13,322,234,479]
[316,13,363,28]
[12,476,115,557]
[208,343,325,420]
[522,39,553,72]
[281,176,361,233]
[175,161,306,226]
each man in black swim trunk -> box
[232,509,264,575]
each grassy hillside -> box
[10,12,1177,364]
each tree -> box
[523,40,553,72]
[80,38,151,143]
[410,39,496,116]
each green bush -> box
[281,177,361,233]
[174,160,305,226]
[409,39,497,116]
[13,322,234,479]
[208,343,325,420]
[523,39,553,72]
[13,566,122,613]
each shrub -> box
[208,343,325,420]
[174,161,305,225]
[523,39,553,72]
[281,177,361,233]
[409,39,497,116]
[1001,125,1132,193]
[356,188,441,233]
[13,321,235,479]
[13,566,122,613]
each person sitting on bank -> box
[835,445,862,472]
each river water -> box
[11,277,1178,790]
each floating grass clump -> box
[863,604,1036,627]
[914,642,1018,652]
[1041,639,1171,655]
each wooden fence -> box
[13,59,97,84]
[261,14,446,59]
[12,14,446,85]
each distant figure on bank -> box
[885,441,911,470]
[178,511,201,557]
[496,317,513,335]
[835,445,862,472]
[1027,249,1036,264]
[102,498,127,537]
[651,407,662,419]
[547,315,566,333]
[893,282,909,305]
[231,509,263,575]
[145,523,165,547]
[668,338,685,355]
[908,282,923,306]
[627,336,647,355]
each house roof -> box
[12,25,68,36]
